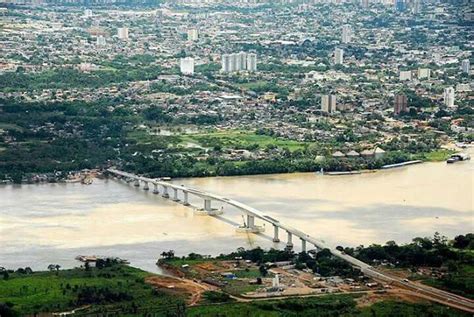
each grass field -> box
[419,149,455,161]
[0,264,183,316]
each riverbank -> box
[0,148,459,185]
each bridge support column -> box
[247,215,255,228]
[273,225,280,243]
[172,188,179,201]
[134,179,140,187]
[162,186,169,198]
[143,182,149,191]
[286,231,293,248]
[183,191,190,206]
[301,239,307,253]
[204,199,212,212]
[153,184,159,194]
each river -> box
[1,155,472,273]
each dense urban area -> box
[0,0,472,183]
[0,0,473,316]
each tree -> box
[259,265,268,277]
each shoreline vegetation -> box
[0,147,457,185]
[1,233,472,316]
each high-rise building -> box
[334,48,344,65]
[417,68,431,80]
[394,94,408,115]
[412,0,421,14]
[117,27,129,40]
[230,53,239,71]
[321,94,337,113]
[96,35,106,46]
[221,52,256,72]
[399,70,412,81]
[247,53,257,72]
[395,0,406,12]
[180,57,194,75]
[84,9,93,18]
[443,87,455,107]
[187,28,198,41]
[461,59,470,74]
[238,52,247,71]
[361,0,369,8]
[221,54,232,72]
[341,25,352,44]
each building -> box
[334,48,343,65]
[412,0,421,14]
[96,35,106,46]
[221,54,232,72]
[394,94,408,115]
[361,0,369,8]
[221,52,256,72]
[180,57,194,75]
[461,59,470,74]
[399,70,412,81]
[247,53,257,72]
[187,28,198,41]
[84,9,93,18]
[117,27,129,40]
[418,68,431,80]
[321,94,337,113]
[341,25,352,44]
[395,0,406,12]
[237,51,247,71]
[443,87,455,107]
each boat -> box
[447,153,471,164]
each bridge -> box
[107,168,474,313]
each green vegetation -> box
[180,130,308,152]
[417,149,455,161]
[341,233,474,298]
[0,262,184,316]
[188,295,469,317]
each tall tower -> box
[341,25,352,44]
[461,59,470,74]
[247,53,257,72]
[394,94,408,115]
[221,54,231,72]
[334,48,344,65]
[443,87,455,107]
[321,95,337,113]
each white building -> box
[461,59,470,74]
[321,94,337,113]
[221,52,256,72]
[272,274,280,288]
[341,25,352,43]
[180,57,194,75]
[417,68,431,80]
[237,51,247,71]
[117,27,129,40]
[84,9,93,18]
[399,70,412,81]
[96,35,106,46]
[221,54,232,72]
[443,87,455,107]
[247,53,257,72]
[187,28,198,41]
[334,48,344,65]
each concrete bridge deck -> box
[107,168,474,313]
